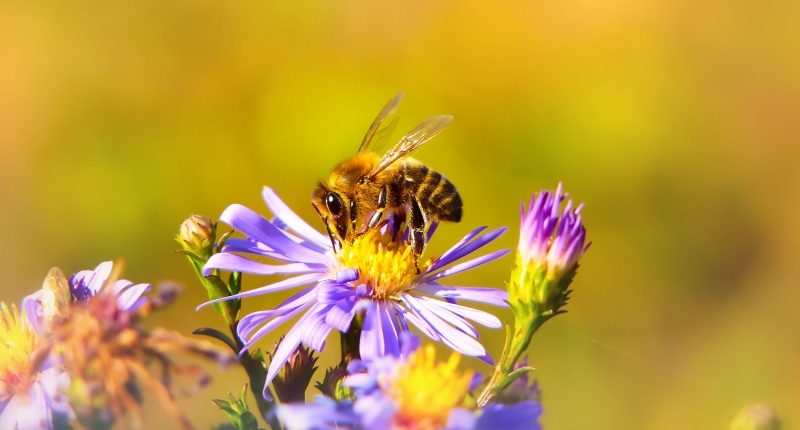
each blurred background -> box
[1,0,799,428]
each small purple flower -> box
[68,261,152,311]
[276,334,542,430]
[23,262,151,331]
[199,187,511,399]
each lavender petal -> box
[414,284,509,308]
[196,273,326,310]
[202,253,327,277]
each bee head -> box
[312,183,358,247]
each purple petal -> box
[264,304,328,396]
[431,227,507,271]
[422,249,509,283]
[0,383,52,430]
[402,295,486,357]
[203,253,327,277]
[414,284,509,308]
[88,261,113,293]
[239,301,315,352]
[196,273,326,310]
[405,296,478,338]
[116,283,151,311]
[300,306,334,351]
[336,268,359,283]
[221,238,297,262]
[414,296,502,329]
[434,226,488,270]
[395,305,441,341]
[238,285,317,339]
[353,395,396,429]
[447,408,478,430]
[316,281,356,304]
[276,401,359,430]
[262,187,331,249]
[325,294,359,332]
[21,291,43,333]
[220,204,325,264]
[378,302,400,357]
[398,331,421,358]
[473,402,543,430]
[359,301,382,361]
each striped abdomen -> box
[396,161,462,222]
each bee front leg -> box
[324,217,342,253]
[408,197,427,274]
[366,185,388,230]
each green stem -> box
[476,313,547,407]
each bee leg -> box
[408,198,427,274]
[366,185,389,230]
[324,217,342,253]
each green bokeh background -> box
[2,1,798,428]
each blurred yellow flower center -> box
[386,345,473,430]
[335,228,430,299]
[0,302,38,398]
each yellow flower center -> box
[0,302,38,398]
[335,228,430,299]
[386,345,473,430]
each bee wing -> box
[369,114,453,176]
[41,267,71,322]
[358,92,404,154]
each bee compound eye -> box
[325,193,343,217]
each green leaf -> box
[193,328,239,353]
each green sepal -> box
[216,229,235,254]
[203,274,239,326]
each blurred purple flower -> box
[276,334,542,430]
[22,261,151,331]
[199,187,510,399]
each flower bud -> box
[315,364,354,401]
[177,214,217,260]
[730,404,781,430]
[268,338,319,403]
[508,183,589,321]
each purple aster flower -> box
[0,302,73,430]
[199,187,511,398]
[276,334,542,430]
[509,183,589,320]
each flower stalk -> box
[177,214,279,430]
[478,184,588,406]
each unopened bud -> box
[177,215,217,260]
[730,404,780,430]
[269,338,319,403]
[314,364,354,401]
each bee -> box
[312,93,463,267]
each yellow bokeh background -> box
[2,1,799,428]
